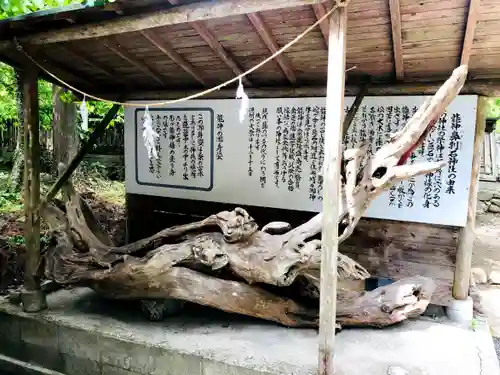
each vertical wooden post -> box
[318,6,347,375]
[21,68,47,313]
[452,96,487,301]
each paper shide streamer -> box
[236,77,249,123]
[80,95,88,131]
[142,105,159,160]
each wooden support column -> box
[21,68,47,313]
[318,6,347,375]
[453,96,487,300]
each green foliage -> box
[0,0,115,18]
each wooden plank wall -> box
[340,218,459,306]
[400,0,467,81]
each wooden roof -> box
[0,0,498,98]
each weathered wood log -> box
[38,65,468,328]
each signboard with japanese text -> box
[124,95,478,227]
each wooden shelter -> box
[0,0,495,373]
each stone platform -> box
[0,288,498,375]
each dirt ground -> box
[0,191,125,295]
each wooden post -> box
[318,6,347,375]
[21,68,47,312]
[452,96,487,300]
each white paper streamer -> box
[235,77,249,123]
[80,95,88,131]
[142,105,159,160]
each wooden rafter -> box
[247,12,296,85]
[312,2,329,47]
[389,0,404,81]
[15,43,94,91]
[102,38,168,86]
[140,30,206,86]
[0,0,328,47]
[460,0,481,66]
[62,45,116,78]
[191,21,252,86]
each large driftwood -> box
[39,66,467,329]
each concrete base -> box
[446,297,474,324]
[0,288,499,375]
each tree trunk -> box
[52,85,78,172]
[8,69,25,193]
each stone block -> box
[471,268,488,285]
[150,348,202,375]
[488,203,500,213]
[202,360,269,375]
[476,201,489,215]
[0,312,21,342]
[100,336,153,373]
[58,326,99,362]
[490,198,500,207]
[20,318,58,350]
[488,270,500,285]
[477,190,494,202]
[102,364,143,375]
[20,342,63,372]
[61,354,100,375]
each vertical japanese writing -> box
[260,108,269,188]
[154,115,162,179]
[161,115,168,139]
[175,115,182,147]
[168,114,176,176]
[422,115,436,209]
[309,106,320,201]
[446,113,462,195]
[303,106,312,162]
[394,107,407,208]
[190,114,197,179]
[182,114,189,181]
[274,107,283,188]
[216,114,224,160]
[431,112,447,207]
[386,106,396,206]
[375,106,385,151]
[288,107,297,191]
[350,108,358,149]
[316,107,326,200]
[367,107,376,155]
[360,106,367,146]
[255,110,261,152]
[248,107,255,176]
[295,107,304,189]
[197,113,205,177]
[281,107,290,184]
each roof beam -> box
[14,43,95,91]
[0,0,329,47]
[388,0,404,81]
[460,0,481,66]
[102,37,168,86]
[247,12,297,85]
[140,30,206,86]
[61,45,116,78]
[191,21,252,86]
[312,2,329,47]
[105,79,500,100]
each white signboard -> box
[124,95,478,227]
